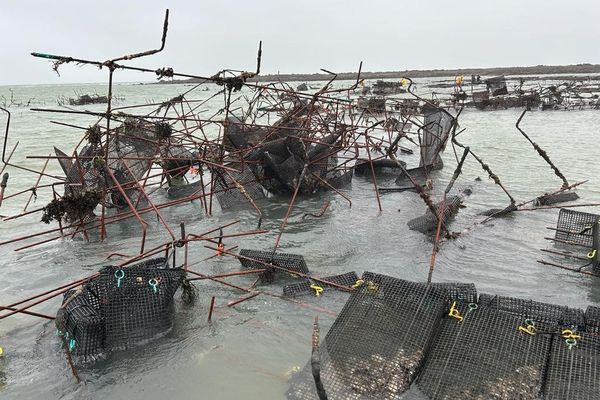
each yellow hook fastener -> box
[448,301,463,322]
[518,320,537,336]
[352,279,364,289]
[587,249,597,259]
[561,329,582,341]
[310,284,324,297]
[366,281,379,292]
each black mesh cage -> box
[282,272,359,298]
[417,306,552,400]
[238,249,309,283]
[478,293,586,330]
[55,258,185,362]
[287,273,451,399]
[543,332,600,399]
[555,208,599,247]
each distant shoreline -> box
[156,64,600,85]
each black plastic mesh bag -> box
[417,306,552,400]
[287,272,450,399]
[56,258,185,361]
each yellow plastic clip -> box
[0,346,3,357]
[352,279,364,289]
[448,301,463,322]
[310,284,324,297]
[561,329,582,341]
[587,249,596,259]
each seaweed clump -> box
[41,190,101,224]
[155,122,173,140]
[86,125,102,146]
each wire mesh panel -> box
[287,273,450,399]
[555,208,599,247]
[282,272,359,298]
[55,258,185,362]
[417,306,552,400]
[407,196,462,234]
[239,249,309,283]
[478,293,585,330]
[585,306,600,334]
[543,333,600,399]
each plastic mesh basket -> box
[238,249,309,283]
[432,282,477,304]
[417,306,552,400]
[282,272,359,298]
[554,208,599,247]
[478,293,585,330]
[543,333,600,399]
[56,258,185,362]
[213,167,265,210]
[287,272,450,399]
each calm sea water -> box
[0,78,599,399]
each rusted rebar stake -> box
[516,110,569,189]
[311,315,328,400]
[227,292,260,307]
[207,296,216,322]
[60,336,81,384]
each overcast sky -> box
[1,0,598,85]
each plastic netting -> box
[55,258,185,362]
[238,249,309,283]
[282,272,359,298]
[478,293,586,330]
[585,306,600,334]
[287,273,451,399]
[554,208,599,247]
[417,306,552,400]
[407,196,463,234]
[543,332,600,399]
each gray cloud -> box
[1,0,598,85]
